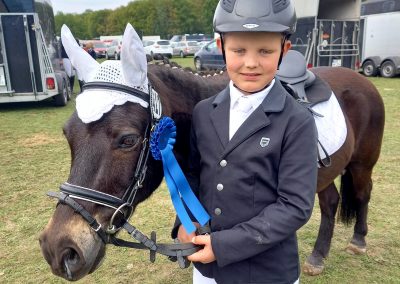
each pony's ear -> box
[121,23,148,88]
[61,25,99,82]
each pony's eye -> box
[119,135,139,148]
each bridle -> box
[47,82,199,268]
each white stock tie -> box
[229,96,254,140]
[237,96,253,113]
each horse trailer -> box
[0,0,70,105]
[359,0,400,78]
[291,0,361,70]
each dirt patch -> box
[18,133,63,147]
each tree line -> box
[54,0,219,40]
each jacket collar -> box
[210,79,287,155]
[212,78,287,113]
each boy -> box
[173,1,318,283]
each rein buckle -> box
[93,223,102,232]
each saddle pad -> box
[312,92,347,159]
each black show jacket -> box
[174,79,318,284]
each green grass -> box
[0,73,399,283]
[151,56,196,69]
[169,56,196,69]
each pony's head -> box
[39,24,164,281]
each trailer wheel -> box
[54,80,68,106]
[362,60,378,77]
[380,60,396,78]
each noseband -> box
[47,82,199,268]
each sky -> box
[51,0,133,14]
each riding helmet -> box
[213,0,297,36]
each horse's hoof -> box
[346,243,367,255]
[303,260,324,276]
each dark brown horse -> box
[39,63,384,280]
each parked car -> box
[172,41,201,57]
[92,41,107,58]
[194,39,225,71]
[143,40,173,59]
[105,39,122,60]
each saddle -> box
[276,50,333,167]
[276,50,332,106]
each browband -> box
[82,82,150,104]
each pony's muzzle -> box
[39,233,87,281]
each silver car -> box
[172,41,201,57]
[105,39,122,60]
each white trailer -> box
[359,0,400,77]
[291,0,362,70]
[0,0,70,105]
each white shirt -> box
[229,79,275,140]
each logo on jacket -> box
[260,137,270,148]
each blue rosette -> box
[150,117,210,233]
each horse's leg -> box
[303,182,340,276]
[344,166,372,255]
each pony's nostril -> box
[62,248,81,280]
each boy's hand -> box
[187,235,216,264]
[177,223,199,243]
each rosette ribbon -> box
[150,117,210,233]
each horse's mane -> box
[150,57,226,76]
[145,59,228,171]
[147,58,228,110]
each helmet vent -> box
[221,0,236,13]
[273,0,290,13]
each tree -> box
[54,0,220,39]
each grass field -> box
[0,60,399,283]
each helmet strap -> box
[220,33,227,63]
[277,34,288,70]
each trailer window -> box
[361,0,400,16]
[0,0,34,12]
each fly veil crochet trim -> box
[61,24,152,123]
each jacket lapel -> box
[210,87,230,148]
[221,80,287,158]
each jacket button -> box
[214,208,222,215]
[216,184,224,191]
[219,160,227,167]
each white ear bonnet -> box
[61,24,157,123]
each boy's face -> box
[224,32,291,94]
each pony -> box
[39,25,384,281]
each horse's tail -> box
[339,169,357,225]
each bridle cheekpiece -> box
[47,82,197,268]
